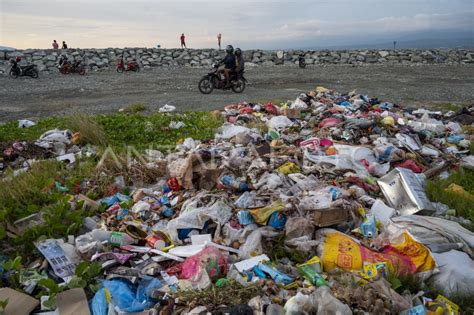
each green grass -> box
[0,112,223,150]
[426,167,474,224]
[122,103,147,113]
[0,158,110,255]
[0,117,68,142]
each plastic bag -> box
[266,116,293,130]
[215,124,251,139]
[387,215,474,258]
[180,246,228,282]
[313,286,352,315]
[317,229,436,275]
[103,277,161,313]
[159,104,176,112]
[18,119,36,128]
[90,288,108,315]
[428,250,474,297]
[167,193,233,242]
[290,98,308,110]
[239,227,279,259]
[285,217,315,240]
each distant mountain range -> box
[0,46,15,51]
[295,30,474,50]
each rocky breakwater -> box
[0,48,473,74]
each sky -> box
[0,0,473,49]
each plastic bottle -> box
[220,175,249,192]
[298,264,328,287]
[90,229,136,247]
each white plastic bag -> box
[215,124,251,139]
[313,286,352,315]
[159,104,176,112]
[266,116,293,130]
[428,250,474,297]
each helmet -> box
[235,48,242,56]
[225,45,234,54]
[15,56,21,62]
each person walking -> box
[62,41,68,49]
[52,40,59,49]
[180,33,186,49]
[217,33,222,50]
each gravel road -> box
[1,64,473,122]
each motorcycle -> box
[198,64,247,94]
[58,55,85,75]
[116,56,140,72]
[9,57,39,79]
[299,55,306,69]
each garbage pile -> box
[1,127,91,175]
[1,86,474,315]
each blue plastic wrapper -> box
[90,287,108,315]
[102,276,162,313]
[447,135,464,144]
[400,305,426,315]
[162,207,174,218]
[100,192,131,207]
[267,211,287,230]
[237,210,255,225]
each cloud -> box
[1,0,473,49]
[278,12,474,39]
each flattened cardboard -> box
[56,288,91,315]
[0,287,39,315]
[312,207,350,227]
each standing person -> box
[62,41,68,49]
[217,33,222,50]
[180,33,186,49]
[52,40,59,49]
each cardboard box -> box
[312,207,350,227]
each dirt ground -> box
[0,64,473,122]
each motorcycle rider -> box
[235,48,244,74]
[216,45,236,87]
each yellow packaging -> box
[277,162,301,175]
[426,295,459,315]
[320,231,435,274]
[248,200,286,225]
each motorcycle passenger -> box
[216,45,236,87]
[235,48,244,74]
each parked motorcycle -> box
[9,57,39,79]
[198,64,247,94]
[58,55,85,75]
[116,56,140,72]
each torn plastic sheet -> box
[166,193,233,242]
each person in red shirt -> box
[180,33,186,49]
[52,40,59,49]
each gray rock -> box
[379,51,390,58]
